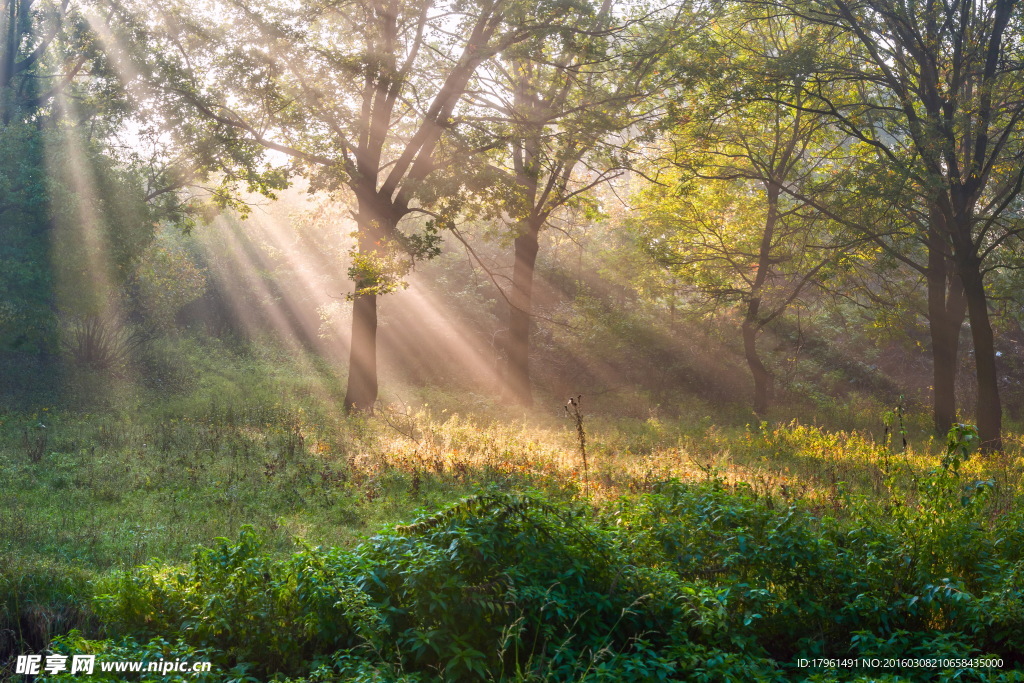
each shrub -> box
[61,314,148,372]
[92,529,382,678]
[53,470,1024,681]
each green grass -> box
[2,338,1024,680]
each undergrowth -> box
[38,463,1024,681]
[2,341,1024,680]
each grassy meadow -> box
[2,338,1024,681]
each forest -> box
[2,0,1024,679]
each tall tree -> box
[840,154,970,436]
[635,13,857,414]
[0,0,117,357]
[1,0,83,123]
[760,0,1024,448]
[121,0,583,412]
[464,0,685,405]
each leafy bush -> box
[133,241,207,330]
[41,462,1024,681]
[92,529,382,678]
[360,493,681,681]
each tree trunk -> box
[742,316,771,416]
[343,198,396,414]
[743,182,779,416]
[959,257,1002,450]
[507,221,541,406]
[344,291,378,413]
[926,224,967,435]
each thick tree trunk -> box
[928,282,966,436]
[343,198,397,414]
[344,291,378,413]
[926,225,967,435]
[742,182,779,416]
[0,0,17,125]
[507,222,541,406]
[742,317,771,416]
[959,258,1002,450]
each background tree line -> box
[3,0,1024,448]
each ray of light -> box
[378,268,505,395]
[189,191,514,409]
[46,98,120,316]
[185,202,355,413]
[80,9,144,92]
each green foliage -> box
[0,123,55,354]
[71,492,686,681]
[347,223,445,299]
[0,121,172,372]
[46,131,158,322]
[347,248,414,299]
[51,460,1024,681]
[46,630,220,683]
[944,424,980,473]
[133,240,208,330]
[399,221,445,263]
[92,528,382,677]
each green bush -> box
[46,466,1024,681]
[358,493,682,681]
[92,529,382,677]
